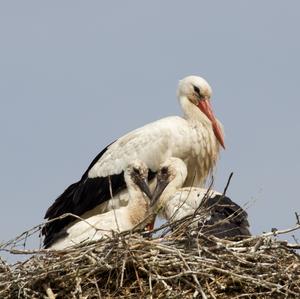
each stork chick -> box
[151,158,251,239]
[49,160,152,250]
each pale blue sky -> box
[1,1,299,260]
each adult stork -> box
[49,160,152,250]
[43,75,225,247]
[151,158,251,239]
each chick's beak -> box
[135,177,152,199]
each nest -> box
[1,211,300,299]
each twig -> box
[223,172,233,195]
[295,212,300,225]
[42,284,56,299]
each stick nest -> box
[1,213,300,299]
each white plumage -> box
[89,76,224,186]
[49,160,151,250]
[43,75,225,247]
[152,158,251,239]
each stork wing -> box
[88,116,189,178]
[201,194,251,238]
[43,116,189,247]
[164,188,250,239]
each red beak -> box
[197,99,225,149]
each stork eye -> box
[161,167,168,174]
[133,167,140,174]
[193,85,201,96]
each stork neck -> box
[126,177,149,225]
[156,170,187,212]
[125,176,144,206]
[179,96,210,125]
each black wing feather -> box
[201,195,251,239]
[42,142,156,247]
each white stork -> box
[49,160,152,250]
[43,75,225,247]
[151,158,251,239]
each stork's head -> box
[125,160,152,199]
[178,75,225,149]
[178,76,212,102]
[151,158,188,210]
